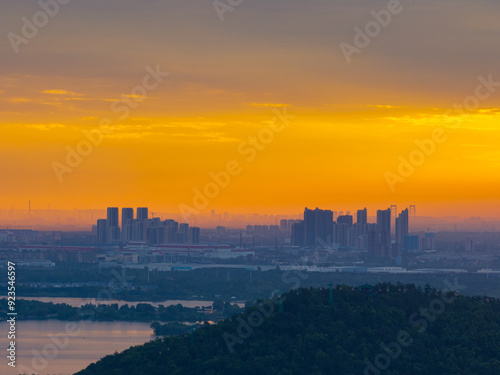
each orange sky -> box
[1,1,499,219]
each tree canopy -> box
[75,283,500,375]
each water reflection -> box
[0,320,153,375]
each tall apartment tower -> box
[304,207,334,248]
[337,214,353,226]
[291,221,305,247]
[353,208,368,248]
[334,214,354,248]
[280,219,288,231]
[178,223,190,243]
[377,208,391,257]
[97,219,107,245]
[395,208,409,255]
[121,208,134,241]
[367,223,379,257]
[137,207,149,222]
[357,208,367,225]
[107,207,119,227]
[106,207,120,243]
[189,227,200,244]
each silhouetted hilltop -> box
[75,282,500,375]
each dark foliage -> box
[74,283,500,375]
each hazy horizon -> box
[1,1,500,219]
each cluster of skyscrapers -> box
[291,207,413,258]
[96,207,200,245]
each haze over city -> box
[1,1,500,219]
[2,1,500,374]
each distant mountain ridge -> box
[75,282,500,375]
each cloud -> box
[251,103,290,107]
[460,144,490,148]
[106,129,239,143]
[8,97,32,103]
[370,105,407,109]
[477,109,500,114]
[42,89,82,96]
[25,123,66,131]
[380,109,500,130]
[469,151,500,163]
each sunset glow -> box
[1,0,499,218]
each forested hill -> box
[75,283,500,375]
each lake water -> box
[1,320,155,375]
[18,296,244,308]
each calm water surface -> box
[18,296,244,308]
[1,320,154,375]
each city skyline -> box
[2,202,500,233]
[2,2,500,374]
[0,204,474,261]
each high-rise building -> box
[354,208,368,246]
[333,222,349,248]
[121,208,134,241]
[164,221,178,243]
[291,221,305,247]
[333,214,353,248]
[280,219,288,231]
[420,232,435,250]
[395,217,401,254]
[395,208,409,255]
[337,214,353,226]
[137,207,149,222]
[287,219,301,230]
[403,235,419,252]
[107,207,119,227]
[377,208,391,257]
[94,208,199,245]
[106,207,120,243]
[304,207,334,248]
[178,223,190,243]
[97,219,107,244]
[357,208,367,225]
[367,223,379,257]
[189,227,200,244]
[130,219,145,241]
